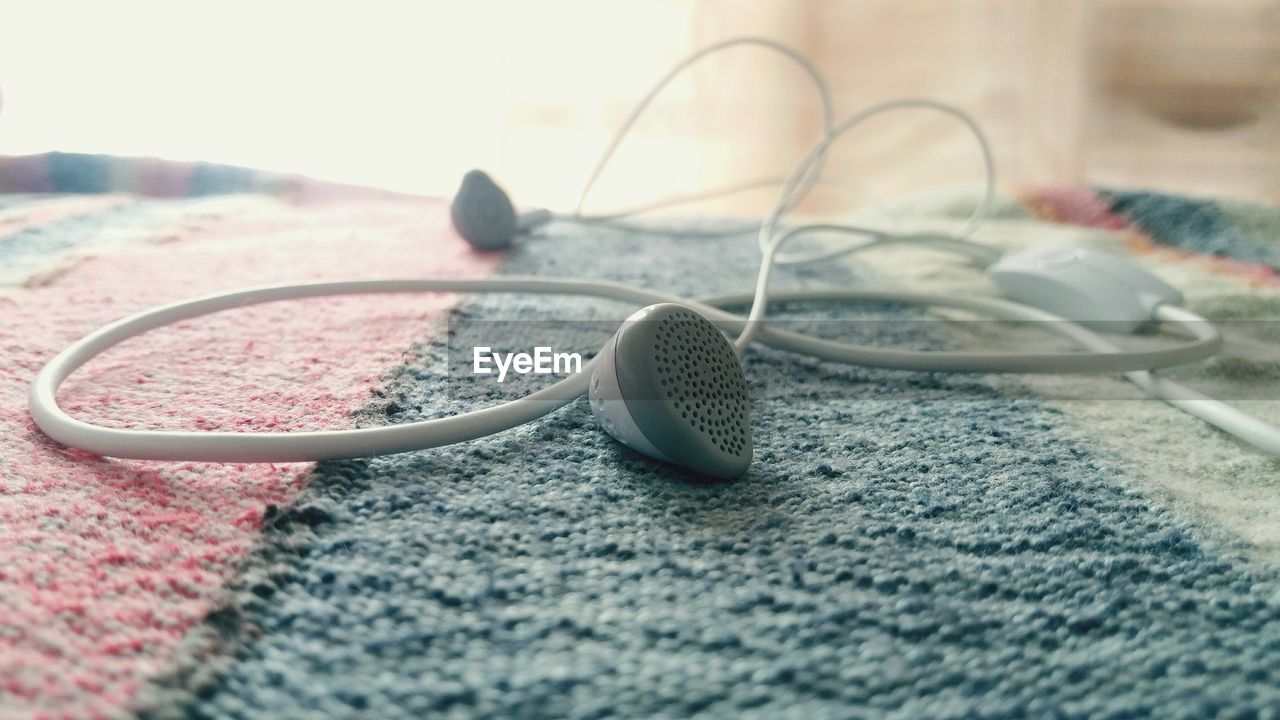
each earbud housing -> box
[590,303,752,478]
[450,170,519,251]
[988,247,1183,333]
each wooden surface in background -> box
[1,2,1273,208]
[500,0,1280,215]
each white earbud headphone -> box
[28,38,1280,477]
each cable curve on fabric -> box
[29,277,1226,462]
[26,37,1279,461]
[754,98,997,266]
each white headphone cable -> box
[30,275,1227,462]
[566,40,997,275]
[572,37,835,224]
[27,38,1274,463]
[756,98,997,267]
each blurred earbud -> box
[589,303,752,478]
[450,170,551,251]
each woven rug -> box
[2,154,1279,719]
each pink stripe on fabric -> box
[131,157,198,198]
[1019,186,1130,231]
[281,178,435,206]
[0,196,497,719]
[0,156,54,194]
[1021,185,1280,287]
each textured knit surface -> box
[4,154,1280,718]
[0,155,496,719]
[1010,187,1280,555]
[856,187,1280,560]
[141,217,1280,718]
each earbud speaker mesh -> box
[615,303,752,478]
[653,309,750,456]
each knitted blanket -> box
[2,154,1278,719]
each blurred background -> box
[1,0,1277,214]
